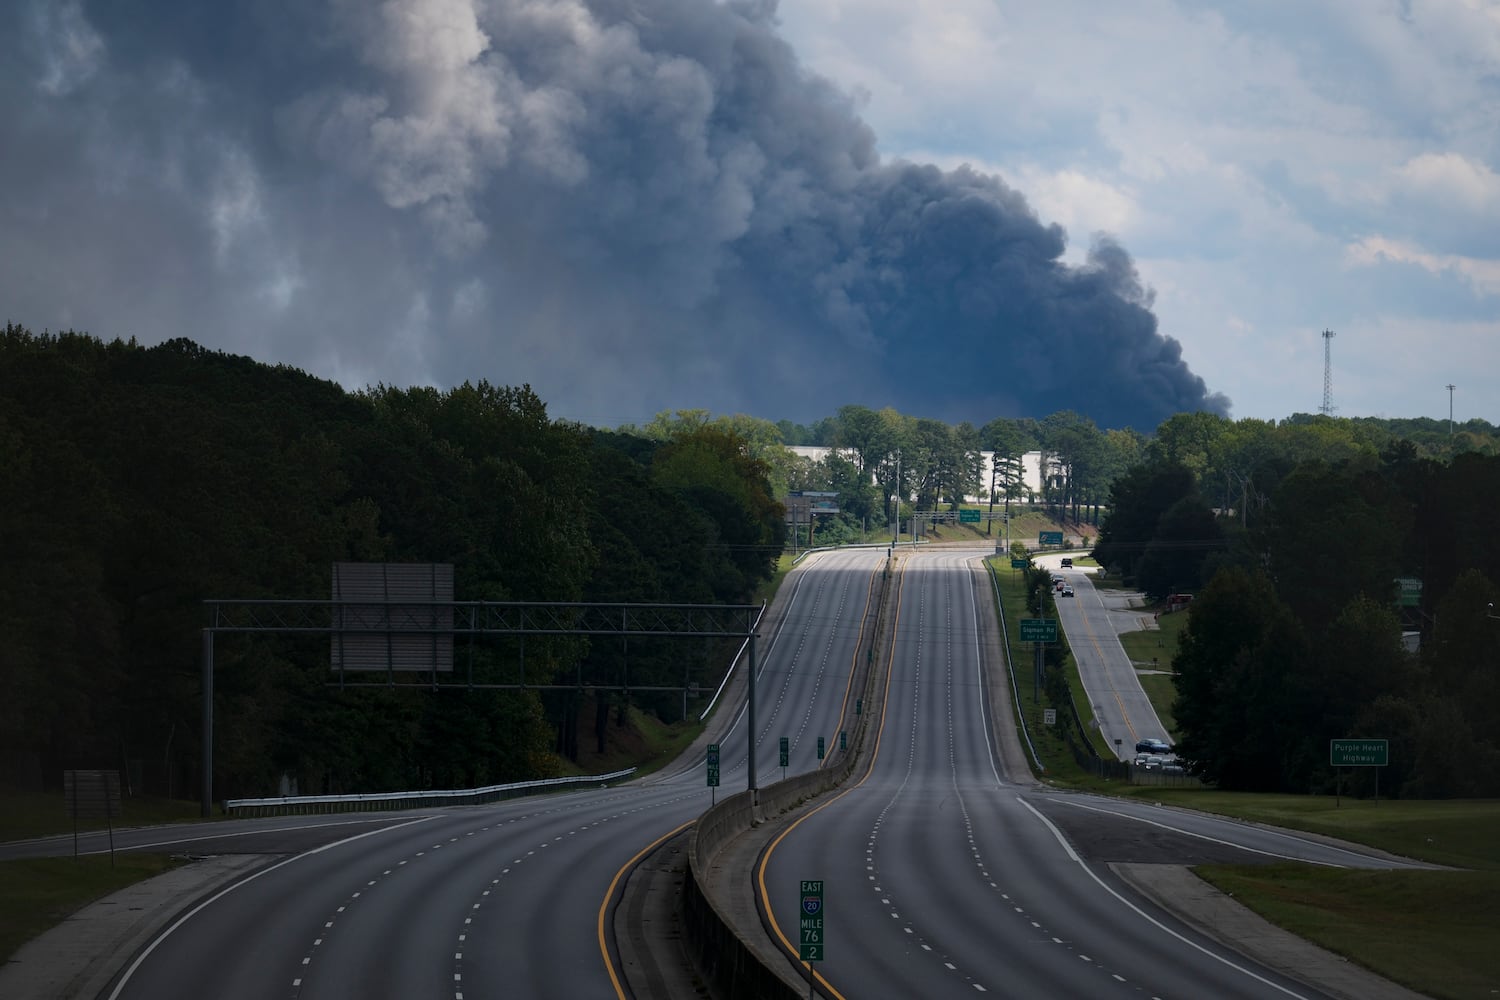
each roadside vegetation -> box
[1116,608,1188,738]
[1154,794,1500,1000]
[0,854,184,965]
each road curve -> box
[758,549,1425,1000]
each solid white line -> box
[69,816,433,857]
[1016,797,1314,999]
[966,556,1006,790]
[1052,798,1357,866]
[104,815,435,1000]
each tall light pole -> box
[890,450,901,544]
[1447,384,1456,435]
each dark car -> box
[1135,738,1171,754]
[1061,557,1073,568]
[1061,585,1074,597]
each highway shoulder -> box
[0,854,266,1000]
[1112,862,1428,1000]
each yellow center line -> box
[1075,586,1137,746]
[755,553,907,999]
[821,557,883,770]
[598,818,695,999]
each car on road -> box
[1061,557,1073,568]
[1061,585,1074,597]
[1135,738,1172,754]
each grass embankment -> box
[1148,794,1500,1000]
[0,853,186,964]
[0,793,207,963]
[1116,607,1188,737]
[986,555,1116,788]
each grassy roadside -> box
[986,555,1117,790]
[1195,863,1498,999]
[1116,608,1188,738]
[0,853,185,964]
[0,794,204,845]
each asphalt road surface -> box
[4,548,885,1000]
[759,549,1429,1000]
[1047,559,1173,757]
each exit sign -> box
[1020,618,1057,643]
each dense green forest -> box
[4,325,1496,802]
[1092,440,1500,797]
[0,327,784,799]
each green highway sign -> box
[855,698,862,716]
[1331,739,1388,767]
[779,736,789,768]
[1039,530,1064,545]
[816,736,825,760]
[1394,577,1423,608]
[707,743,720,787]
[959,508,981,523]
[799,880,824,962]
[1010,558,1028,569]
[1020,618,1058,643]
[839,730,847,751]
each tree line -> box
[5,323,1495,801]
[0,327,783,799]
[1092,424,1500,797]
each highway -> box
[3,548,885,1000]
[4,545,1432,999]
[1049,558,1173,757]
[757,548,1429,1000]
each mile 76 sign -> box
[799,880,824,961]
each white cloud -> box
[1394,152,1500,211]
[1345,235,1500,297]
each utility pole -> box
[891,451,901,544]
[986,454,997,536]
[1447,384,1456,435]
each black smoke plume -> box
[0,0,1229,430]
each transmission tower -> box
[1319,329,1336,415]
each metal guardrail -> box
[222,768,637,817]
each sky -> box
[2,1,1495,432]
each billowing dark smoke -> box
[0,0,1229,430]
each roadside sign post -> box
[706,743,720,804]
[839,730,846,751]
[1019,619,1058,642]
[1331,739,1389,807]
[816,736,825,761]
[779,736,789,779]
[799,879,824,995]
[1019,617,1057,705]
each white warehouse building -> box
[784,447,1050,503]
